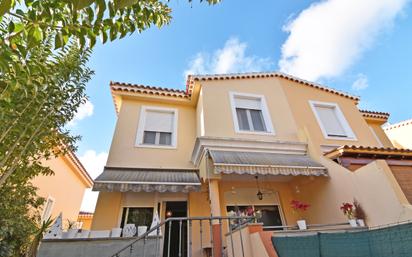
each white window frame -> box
[309,100,357,141]
[41,196,55,222]
[229,92,275,135]
[135,106,178,149]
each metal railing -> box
[111,216,255,257]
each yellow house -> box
[384,119,412,149]
[32,150,93,224]
[91,72,412,256]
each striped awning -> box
[93,167,201,193]
[209,150,328,176]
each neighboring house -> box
[32,150,93,224]
[91,72,412,256]
[384,119,412,149]
[77,211,94,230]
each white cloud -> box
[184,37,273,77]
[352,73,369,91]
[79,150,108,213]
[69,99,94,126]
[279,0,409,81]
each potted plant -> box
[340,202,357,227]
[353,199,366,227]
[66,219,79,238]
[291,200,310,230]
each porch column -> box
[209,179,222,257]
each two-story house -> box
[91,72,412,257]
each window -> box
[136,106,178,148]
[41,196,55,221]
[120,207,154,229]
[226,205,283,230]
[310,101,356,140]
[230,92,274,134]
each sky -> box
[71,0,412,212]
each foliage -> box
[291,200,310,219]
[340,202,355,219]
[0,34,93,256]
[353,199,367,220]
[0,180,43,257]
[66,219,77,230]
[25,217,54,257]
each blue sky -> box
[74,0,412,211]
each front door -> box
[163,201,188,257]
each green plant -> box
[25,217,55,257]
[353,199,366,220]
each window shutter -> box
[316,106,346,136]
[144,110,174,133]
[235,97,261,110]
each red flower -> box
[291,200,310,211]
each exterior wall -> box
[385,121,412,149]
[219,180,298,226]
[279,79,381,147]
[390,165,412,204]
[106,98,196,169]
[367,121,393,147]
[77,215,93,230]
[92,192,122,230]
[198,78,300,142]
[352,160,412,226]
[32,156,88,223]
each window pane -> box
[250,110,266,131]
[159,132,172,145]
[143,131,156,144]
[316,106,347,137]
[236,108,250,130]
[124,208,153,229]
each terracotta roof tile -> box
[187,72,360,101]
[384,119,412,131]
[325,145,412,158]
[360,109,390,120]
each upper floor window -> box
[309,101,356,140]
[229,92,274,134]
[136,106,178,148]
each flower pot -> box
[66,228,78,238]
[357,219,365,227]
[137,226,148,236]
[297,220,307,230]
[349,219,358,227]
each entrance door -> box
[163,201,188,257]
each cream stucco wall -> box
[32,156,89,222]
[106,98,196,169]
[198,78,299,142]
[385,121,412,149]
[368,121,393,147]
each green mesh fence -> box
[272,222,412,257]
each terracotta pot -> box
[297,220,307,230]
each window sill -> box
[134,144,177,149]
[235,130,276,136]
[324,135,358,141]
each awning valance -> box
[93,167,201,193]
[209,150,328,176]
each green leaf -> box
[0,0,13,17]
[96,0,106,21]
[32,25,43,42]
[100,29,107,43]
[8,20,14,33]
[54,32,63,49]
[13,22,24,33]
[114,0,137,10]
[108,1,115,17]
